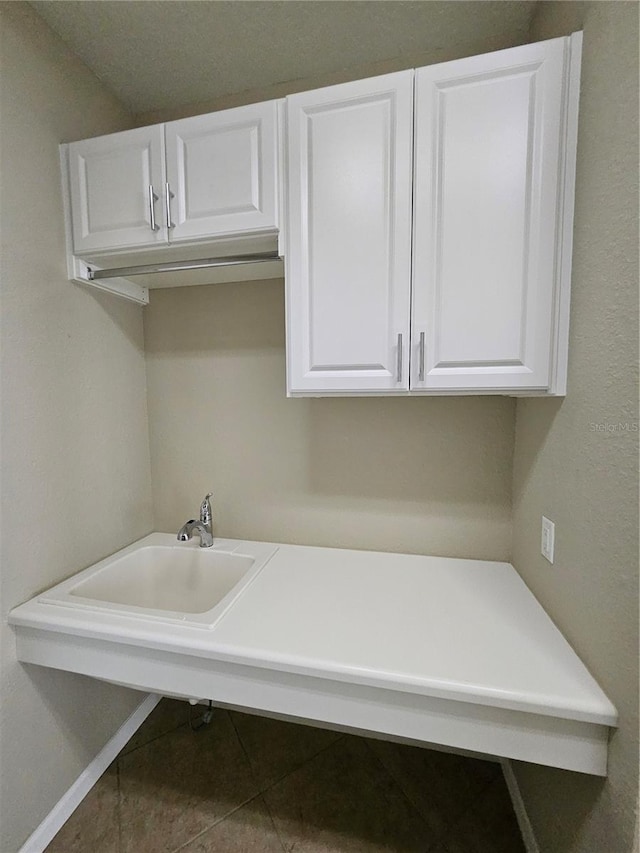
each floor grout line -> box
[164,710,294,853]
[228,710,255,772]
[228,711,348,797]
[119,720,190,758]
[266,804,289,853]
[113,701,523,853]
[440,771,511,852]
[168,791,264,853]
[256,733,348,797]
[226,713,358,852]
[362,738,443,851]
[115,758,122,853]
[227,712,290,853]
[117,710,203,853]
[363,740,506,853]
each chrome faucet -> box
[177,492,214,548]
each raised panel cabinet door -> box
[286,72,413,394]
[165,101,279,243]
[68,125,167,254]
[411,38,570,391]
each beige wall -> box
[135,29,529,126]
[511,3,639,852]
[143,30,522,564]
[3,3,637,851]
[0,4,154,850]
[145,281,514,561]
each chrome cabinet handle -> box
[397,333,403,383]
[419,331,425,382]
[148,185,159,232]
[165,182,175,229]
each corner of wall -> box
[1,5,154,850]
[510,3,639,852]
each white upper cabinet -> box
[165,102,279,243]
[62,36,580,394]
[411,39,569,392]
[65,101,280,257]
[68,125,167,253]
[286,72,414,393]
[285,35,581,396]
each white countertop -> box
[10,535,617,728]
[209,542,616,725]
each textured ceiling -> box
[30,1,537,115]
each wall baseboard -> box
[19,692,161,853]
[18,697,537,853]
[502,758,540,853]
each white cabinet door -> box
[286,72,413,394]
[68,125,166,253]
[165,102,279,243]
[411,39,568,391]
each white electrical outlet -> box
[541,516,555,563]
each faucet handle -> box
[200,493,213,525]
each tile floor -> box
[46,698,526,853]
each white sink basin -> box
[39,534,278,627]
[69,546,255,613]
